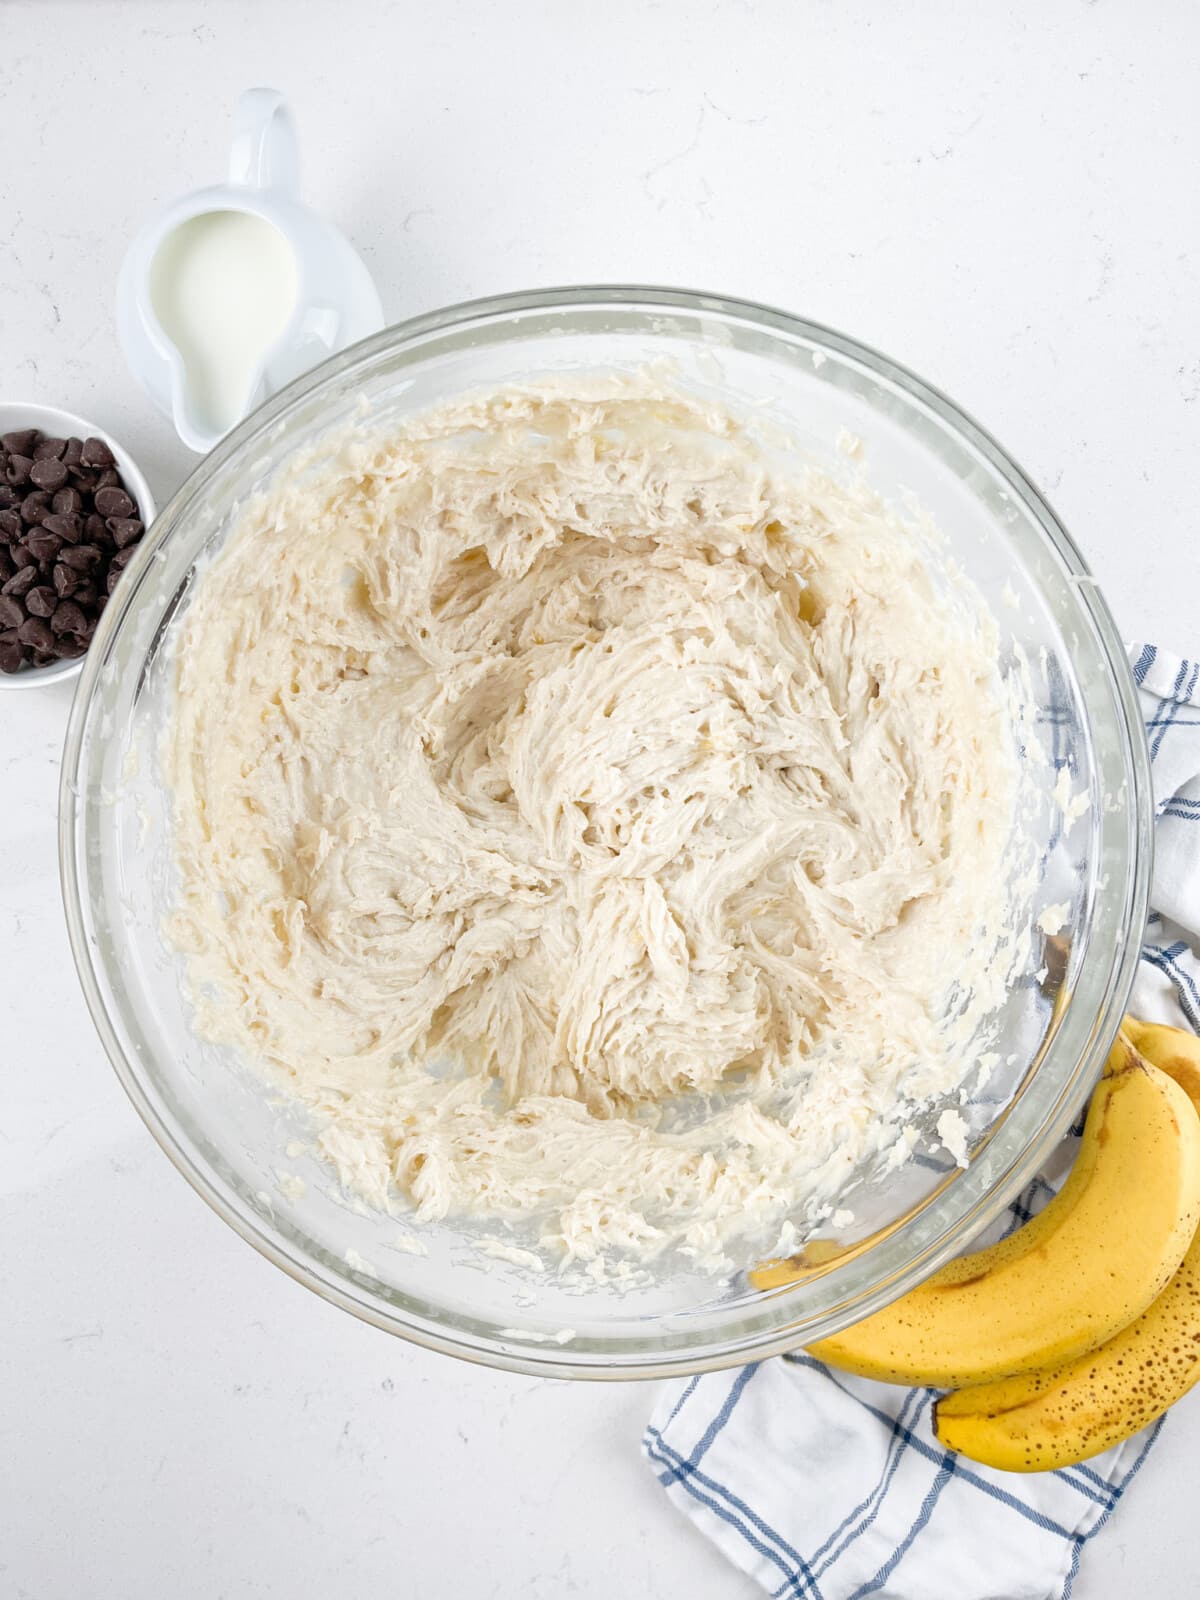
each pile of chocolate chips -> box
[0,428,146,674]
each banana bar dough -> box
[168,381,1021,1271]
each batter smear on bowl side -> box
[167,381,1023,1273]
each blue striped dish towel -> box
[644,643,1200,1600]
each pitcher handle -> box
[228,87,300,198]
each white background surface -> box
[3,3,1199,1597]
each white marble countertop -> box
[3,4,1199,1596]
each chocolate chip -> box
[3,565,37,596]
[41,512,82,544]
[51,486,82,516]
[0,630,23,673]
[80,436,114,468]
[20,491,50,525]
[0,426,146,670]
[50,599,86,635]
[17,615,53,652]
[29,456,69,492]
[94,485,135,519]
[61,544,102,571]
[107,517,144,548]
[25,528,63,562]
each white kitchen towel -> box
[644,643,1200,1600]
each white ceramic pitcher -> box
[117,88,384,453]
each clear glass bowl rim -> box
[59,284,1153,1379]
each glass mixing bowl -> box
[60,287,1151,1378]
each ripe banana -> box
[1123,1018,1200,1103]
[935,1021,1200,1472]
[802,1038,1200,1387]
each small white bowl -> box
[0,401,156,691]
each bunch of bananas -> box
[756,1020,1200,1472]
